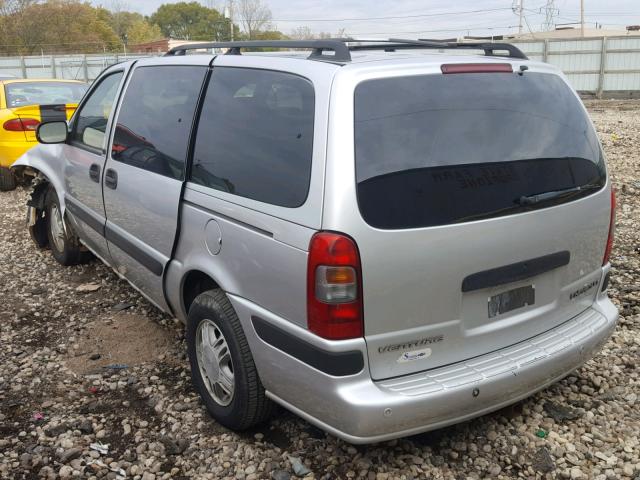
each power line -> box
[522,7,632,27]
[266,7,521,22]
[341,25,519,36]
[563,12,640,17]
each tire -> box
[187,289,275,430]
[0,167,17,191]
[45,187,92,265]
[29,211,48,248]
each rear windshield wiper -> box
[516,184,602,206]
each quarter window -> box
[70,72,123,151]
[111,66,206,180]
[191,68,315,208]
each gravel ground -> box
[1,100,639,480]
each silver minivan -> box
[13,39,618,444]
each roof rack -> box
[415,39,528,59]
[164,38,528,62]
[165,40,352,62]
[348,39,527,59]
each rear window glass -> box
[354,72,605,229]
[5,82,87,108]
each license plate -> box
[488,285,535,318]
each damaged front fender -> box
[11,143,69,217]
[13,143,71,248]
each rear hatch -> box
[352,67,610,380]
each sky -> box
[102,0,640,38]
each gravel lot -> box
[1,100,639,480]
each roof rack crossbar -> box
[165,40,352,62]
[164,38,528,62]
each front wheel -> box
[187,289,275,430]
[45,187,92,265]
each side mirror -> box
[36,121,68,144]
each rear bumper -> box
[230,293,617,444]
[0,141,33,168]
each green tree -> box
[127,18,163,45]
[110,11,146,41]
[0,0,121,55]
[96,4,162,46]
[252,30,288,40]
[150,2,231,41]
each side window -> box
[70,72,123,150]
[111,66,206,180]
[191,68,315,208]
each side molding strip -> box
[251,316,364,377]
[462,251,571,292]
[104,225,164,276]
[64,195,105,236]
[65,195,163,276]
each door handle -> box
[89,163,100,183]
[104,168,118,189]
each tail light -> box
[602,187,616,265]
[441,63,513,74]
[3,118,40,131]
[307,232,363,340]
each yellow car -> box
[0,79,87,190]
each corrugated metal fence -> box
[0,53,154,82]
[1,38,639,97]
[510,36,640,97]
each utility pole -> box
[580,0,585,37]
[513,0,525,34]
[226,0,234,41]
[519,0,524,34]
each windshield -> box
[354,72,606,229]
[5,82,87,108]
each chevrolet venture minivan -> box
[12,39,618,443]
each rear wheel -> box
[45,187,92,265]
[187,289,275,430]
[0,167,17,191]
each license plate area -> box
[488,285,535,318]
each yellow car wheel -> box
[0,166,17,191]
